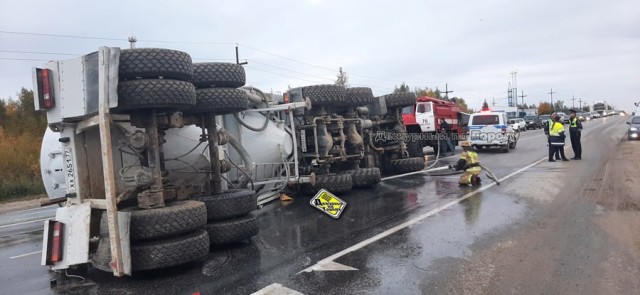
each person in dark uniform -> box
[439,118,455,156]
[568,109,583,160]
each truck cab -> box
[402,96,469,156]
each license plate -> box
[63,146,77,193]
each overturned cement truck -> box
[35,46,424,276]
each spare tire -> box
[117,79,196,111]
[300,85,346,106]
[192,62,246,88]
[187,88,249,115]
[190,189,257,221]
[119,48,193,81]
[121,200,207,241]
[389,157,425,174]
[205,214,259,245]
[383,92,417,108]
[345,87,375,106]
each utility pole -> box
[510,70,518,107]
[442,83,453,100]
[492,98,495,107]
[518,91,527,110]
[549,88,555,110]
[571,96,576,109]
[128,36,137,49]
[578,98,583,110]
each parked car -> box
[627,116,640,140]
[555,112,569,124]
[578,112,591,121]
[508,118,526,131]
[540,114,552,129]
[523,115,542,129]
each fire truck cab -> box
[402,96,469,156]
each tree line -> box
[0,88,47,200]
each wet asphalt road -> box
[0,116,634,295]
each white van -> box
[466,111,517,153]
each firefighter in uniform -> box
[568,109,583,160]
[450,141,481,186]
[549,114,569,162]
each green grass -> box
[0,178,46,203]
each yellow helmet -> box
[460,141,471,148]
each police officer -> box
[544,112,561,160]
[549,114,569,162]
[568,109,583,160]
[450,141,481,186]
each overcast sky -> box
[1,0,639,112]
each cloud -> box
[1,0,639,111]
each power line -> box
[0,57,49,61]
[247,60,335,83]
[0,30,125,41]
[0,50,80,56]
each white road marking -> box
[9,250,41,259]
[306,261,358,272]
[252,283,305,295]
[0,218,49,229]
[300,156,548,273]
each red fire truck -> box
[401,96,469,157]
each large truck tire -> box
[390,157,425,174]
[192,62,246,88]
[190,189,257,221]
[302,173,353,195]
[117,79,196,111]
[345,87,375,106]
[347,168,381,188]
[131,229,210,271]
[383,92,417,108]
[205,214,259,245]
[122,200,208,241]
[300,85,346,106]
[187,88,249,114]
[119,48,193,81]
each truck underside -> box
[36,47,426,276]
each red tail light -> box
[43,220,64,265]
[51,221,63,262]
[36,68,55,110]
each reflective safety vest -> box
[570,117,577,127]
[461,151,481,173]
[549,121,564,137]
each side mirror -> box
[627,122,631,125]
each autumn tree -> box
[335,67,349,87]
[538,102,554,115]
[394,82,410,93]
[0,88,47,199]
[451,97,472,113]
